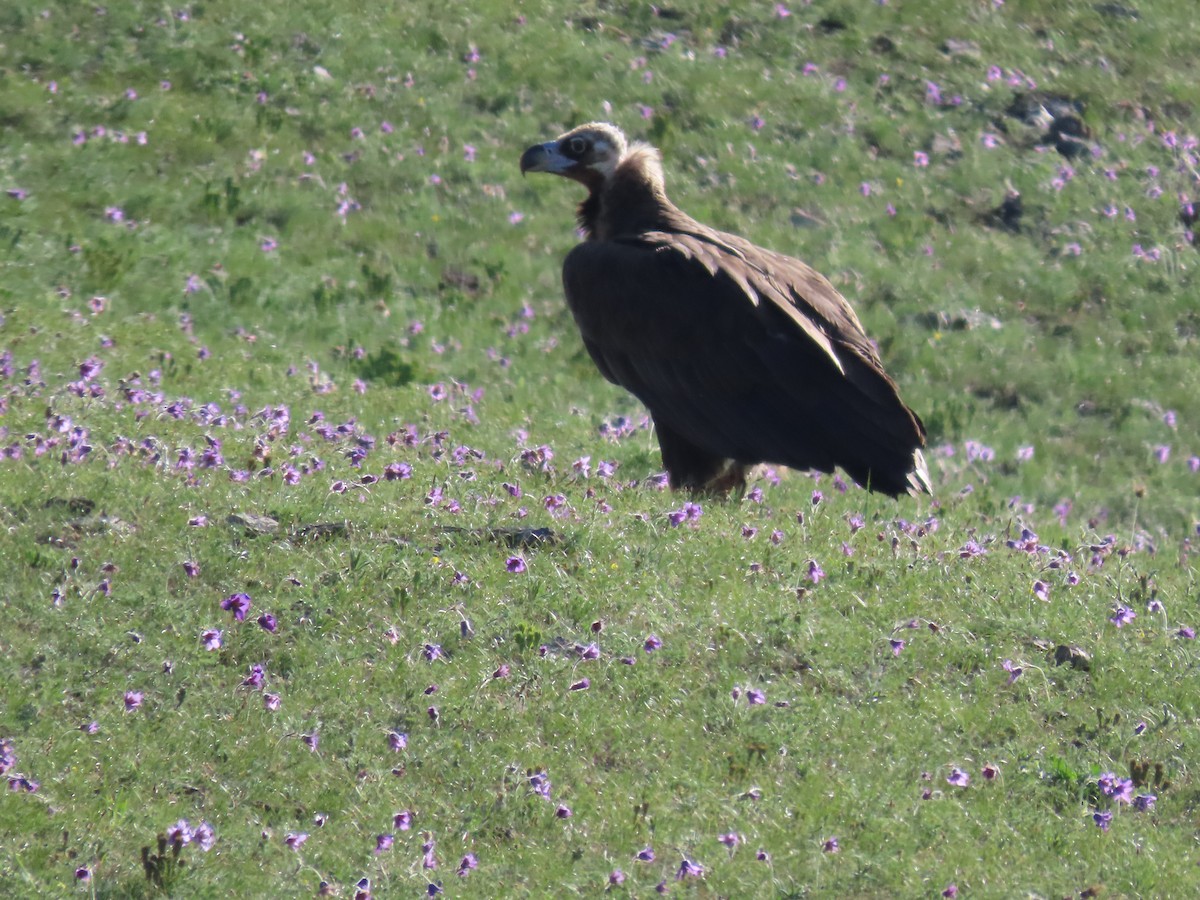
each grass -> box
[2,0,1199,895]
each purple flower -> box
[257,613,278,633]
[1177,626,1196,639]
[1110,606,1136,628]
[717,832,740,848]
[943,885,958,898]
[555,804,573,818]
[75,867,91,881]
[822,837,840,853]
[506,555,526,573]
[889,638,906,657]
[746,688,766,705]
[264,692,281,711]
[982,764,999,780]
[1032,580,1050,602]
[636,846,656,862]
[394,810,413,830]
[456,853,478,877]
[241,664,265,689]
[201,628,223,651]
[221,592,251,621]
[285,832,309,850]
[807,559,825,584]
[1133,793,1156,811]
[676,858,705,880]
[193,821,215,852]
[1093,809,1112,831]
[388,731,408,751]
[182,560,199,578]
[529,772,552,800]
[423,643,444,662]
[609,869,626,885]
[374,833,394,854]
[644,634,662,653]
[569,678,590,692]
[946,767,970,787]
[124,691,143,711]
[302,732,319,752]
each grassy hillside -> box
[1,0,1198,895]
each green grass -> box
[2,0,1200,896]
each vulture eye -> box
[567,136,588,157]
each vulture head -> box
[519,122,634,189]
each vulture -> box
[520,122,931,498]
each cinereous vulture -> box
[520,122,930,497]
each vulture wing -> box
[562,227,928,495]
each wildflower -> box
[913,150,929,167]
[569,678,590,691]
[946,767,970,787]
[822,837,839,853]
[388,731,408,751]
[644,634,662,653]
[286,832,309,850]
[746,688,766,705]
[374,834,394,854]
[943,886,958,898]
[1177,626,1196,639]
[201,629,223,651]
[529,771,552,800]
[982,764,999,780]
[241,665,265,689]
[506,555,526,573]
[457,853,478,876]
[636,846,656,862]
[1032,580,1050,602]
[394,810,413,830]
[257,613,278,632]
[676,858,705,879]
[717,832,740,848]
[302,732,319,751]
[555,804,573,818]
[1109,606,1136,628]
[609,870,626,885]
[1133,793,1156,811]
[264,693,281,711]
[75,867,91,881]
[1092,809,1112,831]
[221,592,251,621]
[889,638,906,657]
[423,643,443,662]
[124,691,143,711]
[807,559,825,583]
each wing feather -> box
[562,229,925,493]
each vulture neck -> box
[577,143,674,241]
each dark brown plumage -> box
[520,122,930,497]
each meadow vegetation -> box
[1,0,1199,895]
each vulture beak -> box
[520,141,572,175]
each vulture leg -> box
[655,421,748,497]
